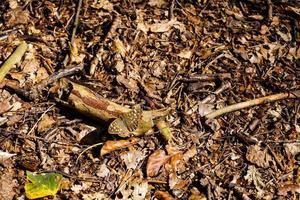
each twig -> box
[39,170,103,183]
[169,0,175,20]
[206,90,300,119]
[63,0,83,66]
[0,41,27,82]
[179,73,232,82]
[76,142,103,164]
[266,0,273,20]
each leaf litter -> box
[0,0,299,199]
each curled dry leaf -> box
[154,190,176,200]
[278,184,300,196]
[146,149,169,177]
[246,145,272,168]
[100,137,139,156]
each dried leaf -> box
[116,75,139,92]
[146,149,169,177]
[0,100,11,114]
[37,114,55,133]
[278,184,300,196]
[244,165,265,191]
[100,137,139,156]
[120,149,144,169]
[0,168,18,200]
[114,38,127,58]
[246,145,272,168]
[188,187,207,200]
[148,0,167,7]
[154,190,176,200]
[0,150,16,166]
[177,50,193,59]
[284,143,300,158]
[25,171,63,199]
[4,8,29,27]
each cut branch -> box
[0,41,27,82]
[205,90,300,119]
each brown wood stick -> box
[206,90,300,119]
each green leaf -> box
[25,171,63,199]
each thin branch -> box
[206,90,300,119]
[63,0,83,66]
[0,41,27,82]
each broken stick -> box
[205,90,300,119]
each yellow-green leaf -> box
[25,171,63,199]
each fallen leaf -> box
[25,171,63,199]
[154,190,176,200]
[114,38,127,58]
[0,150,16,166]
[120,149,144,169]
[188,187,207,200]
[284,143,300,158]
[96,164,110,178]
[177,50,193,59]
[246,145,272,168]
[244,165,265,191]
[148,0,167,7]
[146,149,169,177]
[278,184,300,196]
[100,137,140,156]
[37,114,55,133]
[116,75,139,92]
[0,100,11,114]
[4,8,29,27]
[0,168,18,200]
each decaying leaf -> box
[188,187,207,200]
[116,174,148,200]
[278,184,300,196]
[120,149,144,170]
[25,171,63,199]
[100,137,140,156]
[0,168,18,200]
[0,150,16,166]
[244,165,265,191]
[246,145,272,168]
[37,114,55,133]
[154,190,176,200]
[146,149,169,177]
[284,143,300,158]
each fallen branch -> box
[205,90,300,119]
[0,41,27,82]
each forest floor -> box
[0,0,299,199]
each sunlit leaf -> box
[146,149,169,177]
[25,171,63,199]
[100,137,139,156]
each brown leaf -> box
[146,149,169,177]
[0,100,11,114]
[116,75,139,92]
[188,187,207,200]
[154,190,176,200]
[0,168,18,200]
[100,137,140,156]
[278,184,300,196]
[246,145,272,168]
[4,8,29,27]
[37,114,55,133]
